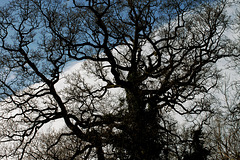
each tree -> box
[22,127,95,160]
[204,5,240,158]
[203,78,240,160]
[0,0,236,159]
[183,129,210,160]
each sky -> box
[0,0,10,6]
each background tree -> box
[204,4,240,159]
[22,127,94,160]
[0,0,237,159]
[183,129,210,160]
[205,74,240,160]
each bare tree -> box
[205,6,240,159]
[203,78,240,160]
[20,127,94,160]
[0,0,236,159]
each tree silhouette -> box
[0,0,237,159]
[183,129,210,160]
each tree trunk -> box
[124,86,162,160]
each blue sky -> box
[0,0,10,6]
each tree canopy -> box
[0,0,239,159]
